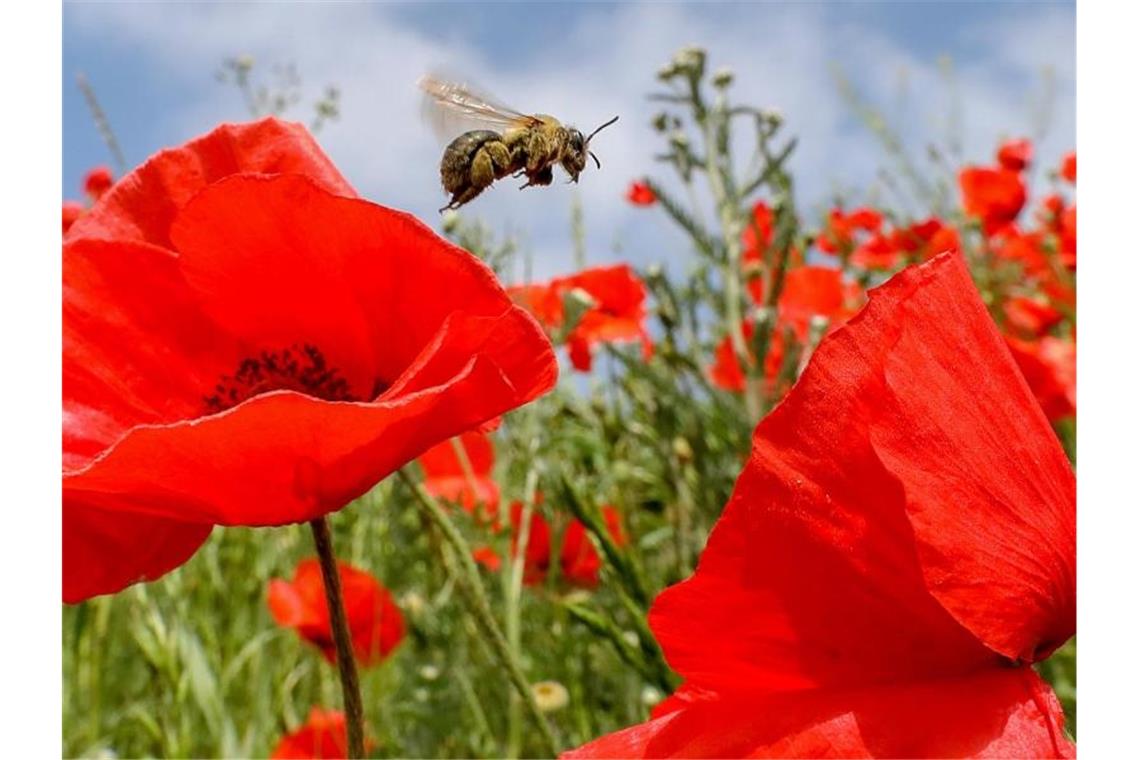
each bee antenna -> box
[589,151,602,170]
[585,115,619,143]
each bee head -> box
[560,116,619,182]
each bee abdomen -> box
[440,130,509,193]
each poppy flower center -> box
[204,343,368,413]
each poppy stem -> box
[308,516,366,759]
[398,469,560,757]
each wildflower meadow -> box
[61,10,1077,760]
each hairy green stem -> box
[398,469,559,757]
[505,464,541,758]
[308,516,365,759]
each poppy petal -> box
[172,174,556,399]
[652,254,1070,695]
[65,352,536,533]
[564,668,1072,759]
[63,498,211,603]
[63,239,243,471]
[68,118,355,248]
[869,265,1075,662]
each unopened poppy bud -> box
[672,436,694,464]
[711,67,735,89]
[641,686,664,708]
[400,591,427,617]
[561,287,597,337]
[674,45,707,76]
[561,589,593,606]
[532,680,570,712]
[441,210,460,234]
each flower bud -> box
[672,436,694,464]
[532,681,570,713]
[711,67,735,89]
[441,210,460,234]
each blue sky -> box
[63,1,1074,279]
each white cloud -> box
[65,2,1073,279]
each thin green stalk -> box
[76,72,127,174]
[449,436,483,512]
[308,516,365,759]
[505,465,541,758]
[397,469,560,757]
[699,87,760,422]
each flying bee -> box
[418,75,619,212]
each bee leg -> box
[484,141,514,179]
[518,166,555,190]
[470,148,497,190]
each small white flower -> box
[641,686,664,708]
[532,680,570,713]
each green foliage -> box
[65,46,1076,758]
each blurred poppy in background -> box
[62,118,558,603]
[484,500,627,587]
[510,264,653,372]
[711,266,862,396]
[1059,151,1076,184]
[569,253,1075,758]
[815,207,882,255]
[271,707,370,759]
[268,558,405,667]
[626,180,657,206]
[1006,335,1077,422]
[419,431,500,516]
[996,137,1033,172]
[959,166,1026,236]
[83,165,114,201]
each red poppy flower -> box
[1059,151,1076,184]
[63,118,558,603]
[569,253,1075,758]
[849,233,901,270]
[418,431,500,516]
[268,558,404,666]
[742,201,775,265]
[472,545,503,572]
[626,180,657,206]
[1004,296,1064,338]
[503,500,625,587]
[889,217,960,262]
[271,707,373,759]
[561,506,626,587]
[1058,205,1076,270]
[1039,193,1066,225]
[815,207,882,255]
[510,264,652,373]
[711,267,861,394]
[959,167,1026,236]
[62,201,84,235]
[992,226,1050,275]
[1006,336,1076,422]
[996,138,1033,172]
[83,165,114,201]
[508,500,554,585]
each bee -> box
[418,75,619,212]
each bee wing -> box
[418,74,543,142]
